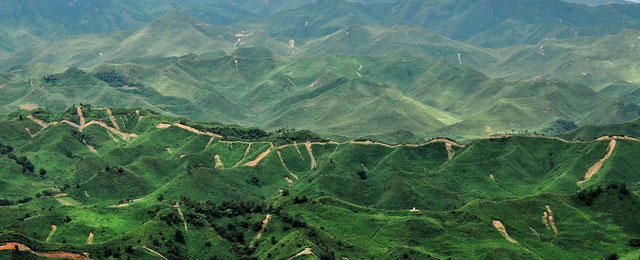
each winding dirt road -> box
[0,242,91,260]
[305,141,316,169]
[245,143,273,167]
[492,220,519,245]
[45,224,57,242]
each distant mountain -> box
[561,0,633,5]
[2,50,637,139]
[486,29,640,92]
[250,0,640,47]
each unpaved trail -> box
[106,108,120,130]
[56,198,72,206]
[206,136,215,149]
[27,115,49,128]
[54,193,68,198]
[457,52,462,65]
[24,127,34,137]
[529,227,541,241]
[234,143,252,167]
[112,198,142,208]
[578,139,616,186]
[256,214,272,239]
[215,154,224,169]
[0,242,92,260]
[245,143,273,167]
[546,205,558,236]
[87,232,93,245]
[155,123,171,129]
[82,140,98,154]
[166,147,172,154]
[76,106,85,132]
[84,191,90,197]
[45,225,57,242]
[170,123,222,138]
[492,220,519,245]
[360,163,368,172]
[143,245,169,260]
[84,120,137,141]
[490,173,496,181]
[542,211,550,229]
[446,143,454,160]
[305,141,317,169]
[293,141,305,160]
[61,120,80,128]
[19,104,38,110]
[106,129,118,142]
[278,151,299,180]
[287,248,317,260]
[285,177,294,184]
[175,203,188,232]
[234,59,239,72]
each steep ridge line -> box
[578,139,616,186]
[143,245,169,260]
[234,143,252,167]
[45,224,57,242]
[305,141,317,169]
[215,154,224,169]
[245,143,273,167]
[277,151,299,180]
[492,220,519,245]
[0,242,92,260]
[106,108,120,130]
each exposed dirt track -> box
[578,139,616,186]
[84,120,138,141]
[293,141,305,160]
[234,143,252,167]
[285,177,294,184]
[446,143,454,160]
[256,214,272,239]
[215,154,224,169]
[245,143,273,167]
[175,203,188,232]
[305,141,316,169]
[106,108,120,130]
[112,198,142,208]
[56,198,72,206]
[492,220,519,245]
[0,242,92,260]
[287,248,317,260]
[529,227,541,241]
[45,224,57,242]
[77,106,85,132]
[27,115,49,128]
[277,151,299,180]
[87,232,94,245]
[143,245,169,260]
[169,123,223,138]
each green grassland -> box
[0,107,639,259]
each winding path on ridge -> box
[143,245,169,260]
[277,151,299,180]
[45,224,57,242]
[106,108,120,130]
[0,242,91,260]
[286,248,317,260]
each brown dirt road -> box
[0,242,91,260]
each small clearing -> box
[106,108,120,130]
[234,143,252,167]
[45,225,57,242]
[0,242,91,260]
[54,193,68,198]
[215,154,224,169]
[492,220,519,245]
[143,245,169,260]
[305,141,317,169]
[278,151,299,180]
[578,139,616,186]
[245,143,273,167]
[287,248,317,260]
[87,233,94,245]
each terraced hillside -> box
[0,107,639,259]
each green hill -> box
[0,107,639,259]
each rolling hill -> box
[0,107,639,259]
